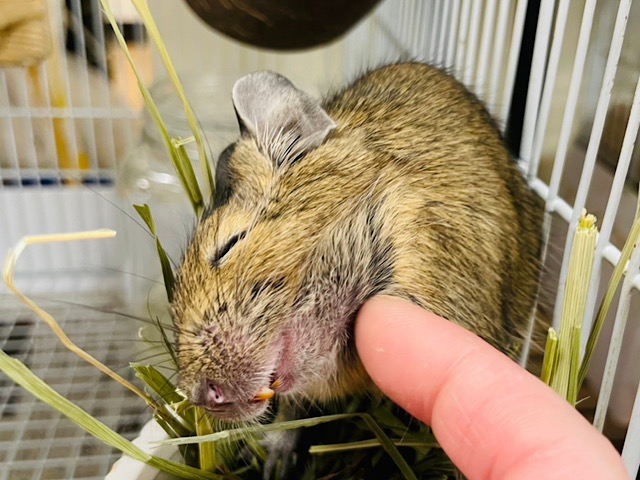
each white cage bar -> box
[0,0,639,478]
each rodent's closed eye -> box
[209,231,246,268]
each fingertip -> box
[354,296,629,480]
[355,295,461,424]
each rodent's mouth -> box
[198,364,295,422]
[202,380,291,422]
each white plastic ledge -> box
[105,420,181,480]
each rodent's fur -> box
[172,62,544,422]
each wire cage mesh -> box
[0,296,147,480]
[0,0,639,478]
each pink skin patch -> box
[268,331,297,394]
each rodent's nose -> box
[206,381,226,404]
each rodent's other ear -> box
[232,71,336,166]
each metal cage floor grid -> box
[0,295,150,480]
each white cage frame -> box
[0,0,639,478]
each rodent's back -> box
[303,63,543,352]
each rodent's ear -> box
[232,71,336,166]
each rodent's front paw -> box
[261,429,300,480]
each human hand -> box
[355,296,629,479]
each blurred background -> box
[0,0,639,478]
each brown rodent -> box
[172,62,544,423]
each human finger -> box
[355,296,628,480]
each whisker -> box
[31,297,179,332]
[95,265,166,286]
[73,176,156,243]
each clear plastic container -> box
[117,74,238,205]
